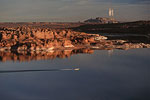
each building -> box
[84,17,118,24]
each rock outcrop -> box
[0,26,150,53]
[0,27,107,51]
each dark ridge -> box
[72,21,150,34]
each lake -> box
[0,48,150,100]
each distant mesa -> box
[84,17,118,24]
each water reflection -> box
[0,48,150,100]
[0,46,150,62]
[0,49,94,62]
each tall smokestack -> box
[109,8,114,17]
[109,8,112,17]
[111,9,114,17]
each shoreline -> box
[0,21,150,53]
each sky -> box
[0,0,149,22]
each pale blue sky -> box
[0,0,149,22]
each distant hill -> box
[84,17,118,24]
[73,20,150,34]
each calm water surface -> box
[0,49,150,100]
